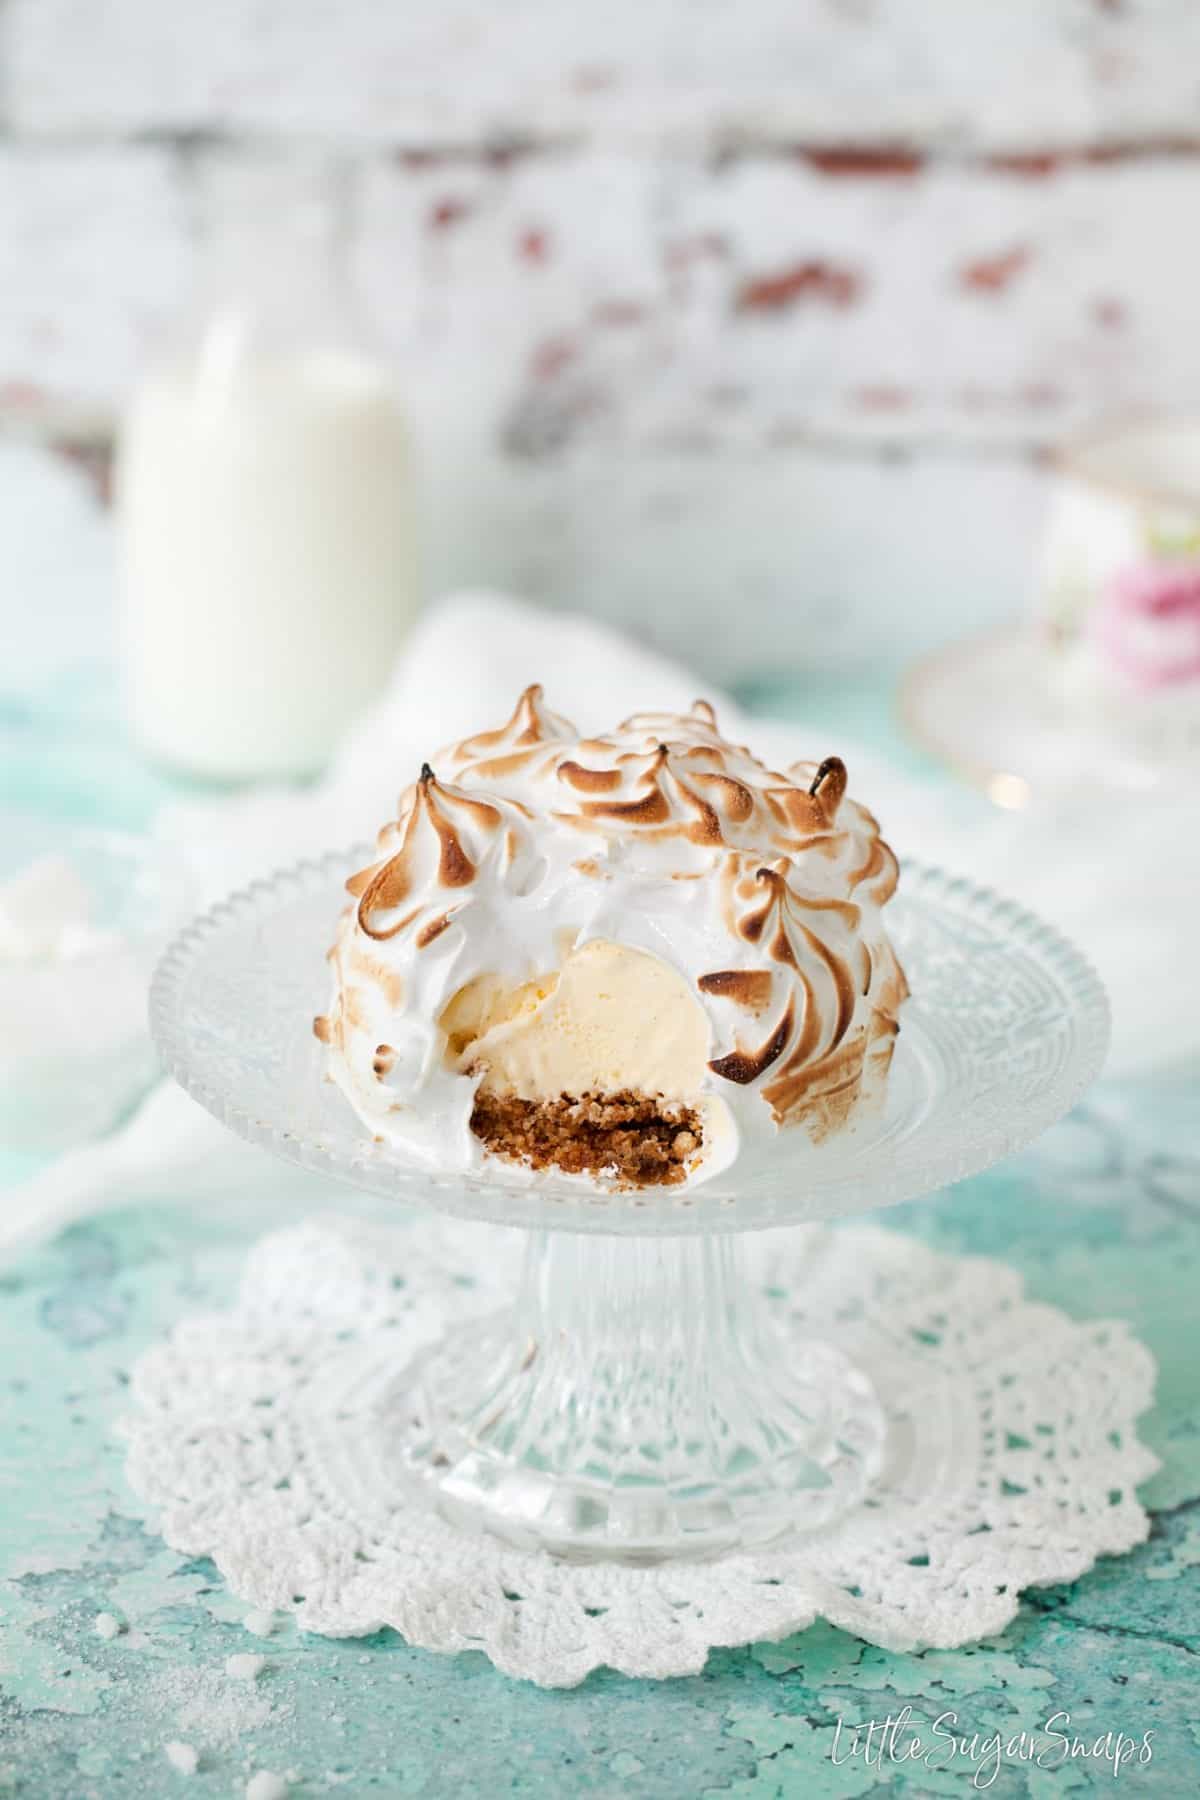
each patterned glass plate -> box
[150,852,1109,1236]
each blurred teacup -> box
[1039,418,1200,704]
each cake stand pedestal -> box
[400,1228,883,1558]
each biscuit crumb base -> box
[470,1089,703,1187]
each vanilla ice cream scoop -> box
[442,942,709,1102]
[317,688,908,1189]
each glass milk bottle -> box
[116,157,418,781]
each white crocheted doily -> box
[123,1217,1158,1688]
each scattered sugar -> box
[244,1609,277,1637]
[93,1612,123,1640]
[145,1665,276,1751]
[246,1773,288,1800]
[226,1652,266,1681]
[164,1741,199,1776]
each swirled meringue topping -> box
[317,687,908,1187]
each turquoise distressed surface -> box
[1,665,1198,1797]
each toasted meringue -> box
[317,688,908,1188]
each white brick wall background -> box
[2,0,1199,676]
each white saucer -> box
[902,626,1200,805]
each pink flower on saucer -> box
[1092,560,1200,690]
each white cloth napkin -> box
[3,590,1195,1259]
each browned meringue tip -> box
[419,762,436,785]
[808,756,848,813]
[446,682,574,764]
[510,684,555,745]
[691,698,719,725]
[808,755,845,795]
[708,999,794,1085]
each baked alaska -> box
[315,687,909,1189]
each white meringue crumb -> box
[0,855,97,961]
[243,1609,277,1636]
[164,1741,198,1775]
[225,1652,266,1680]
[93,1612,123,1640]
[245,1772,288,1800]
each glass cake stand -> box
[150,853,1109,1563]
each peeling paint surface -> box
[4,5,1200,683]
[2,678,1198,1795]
